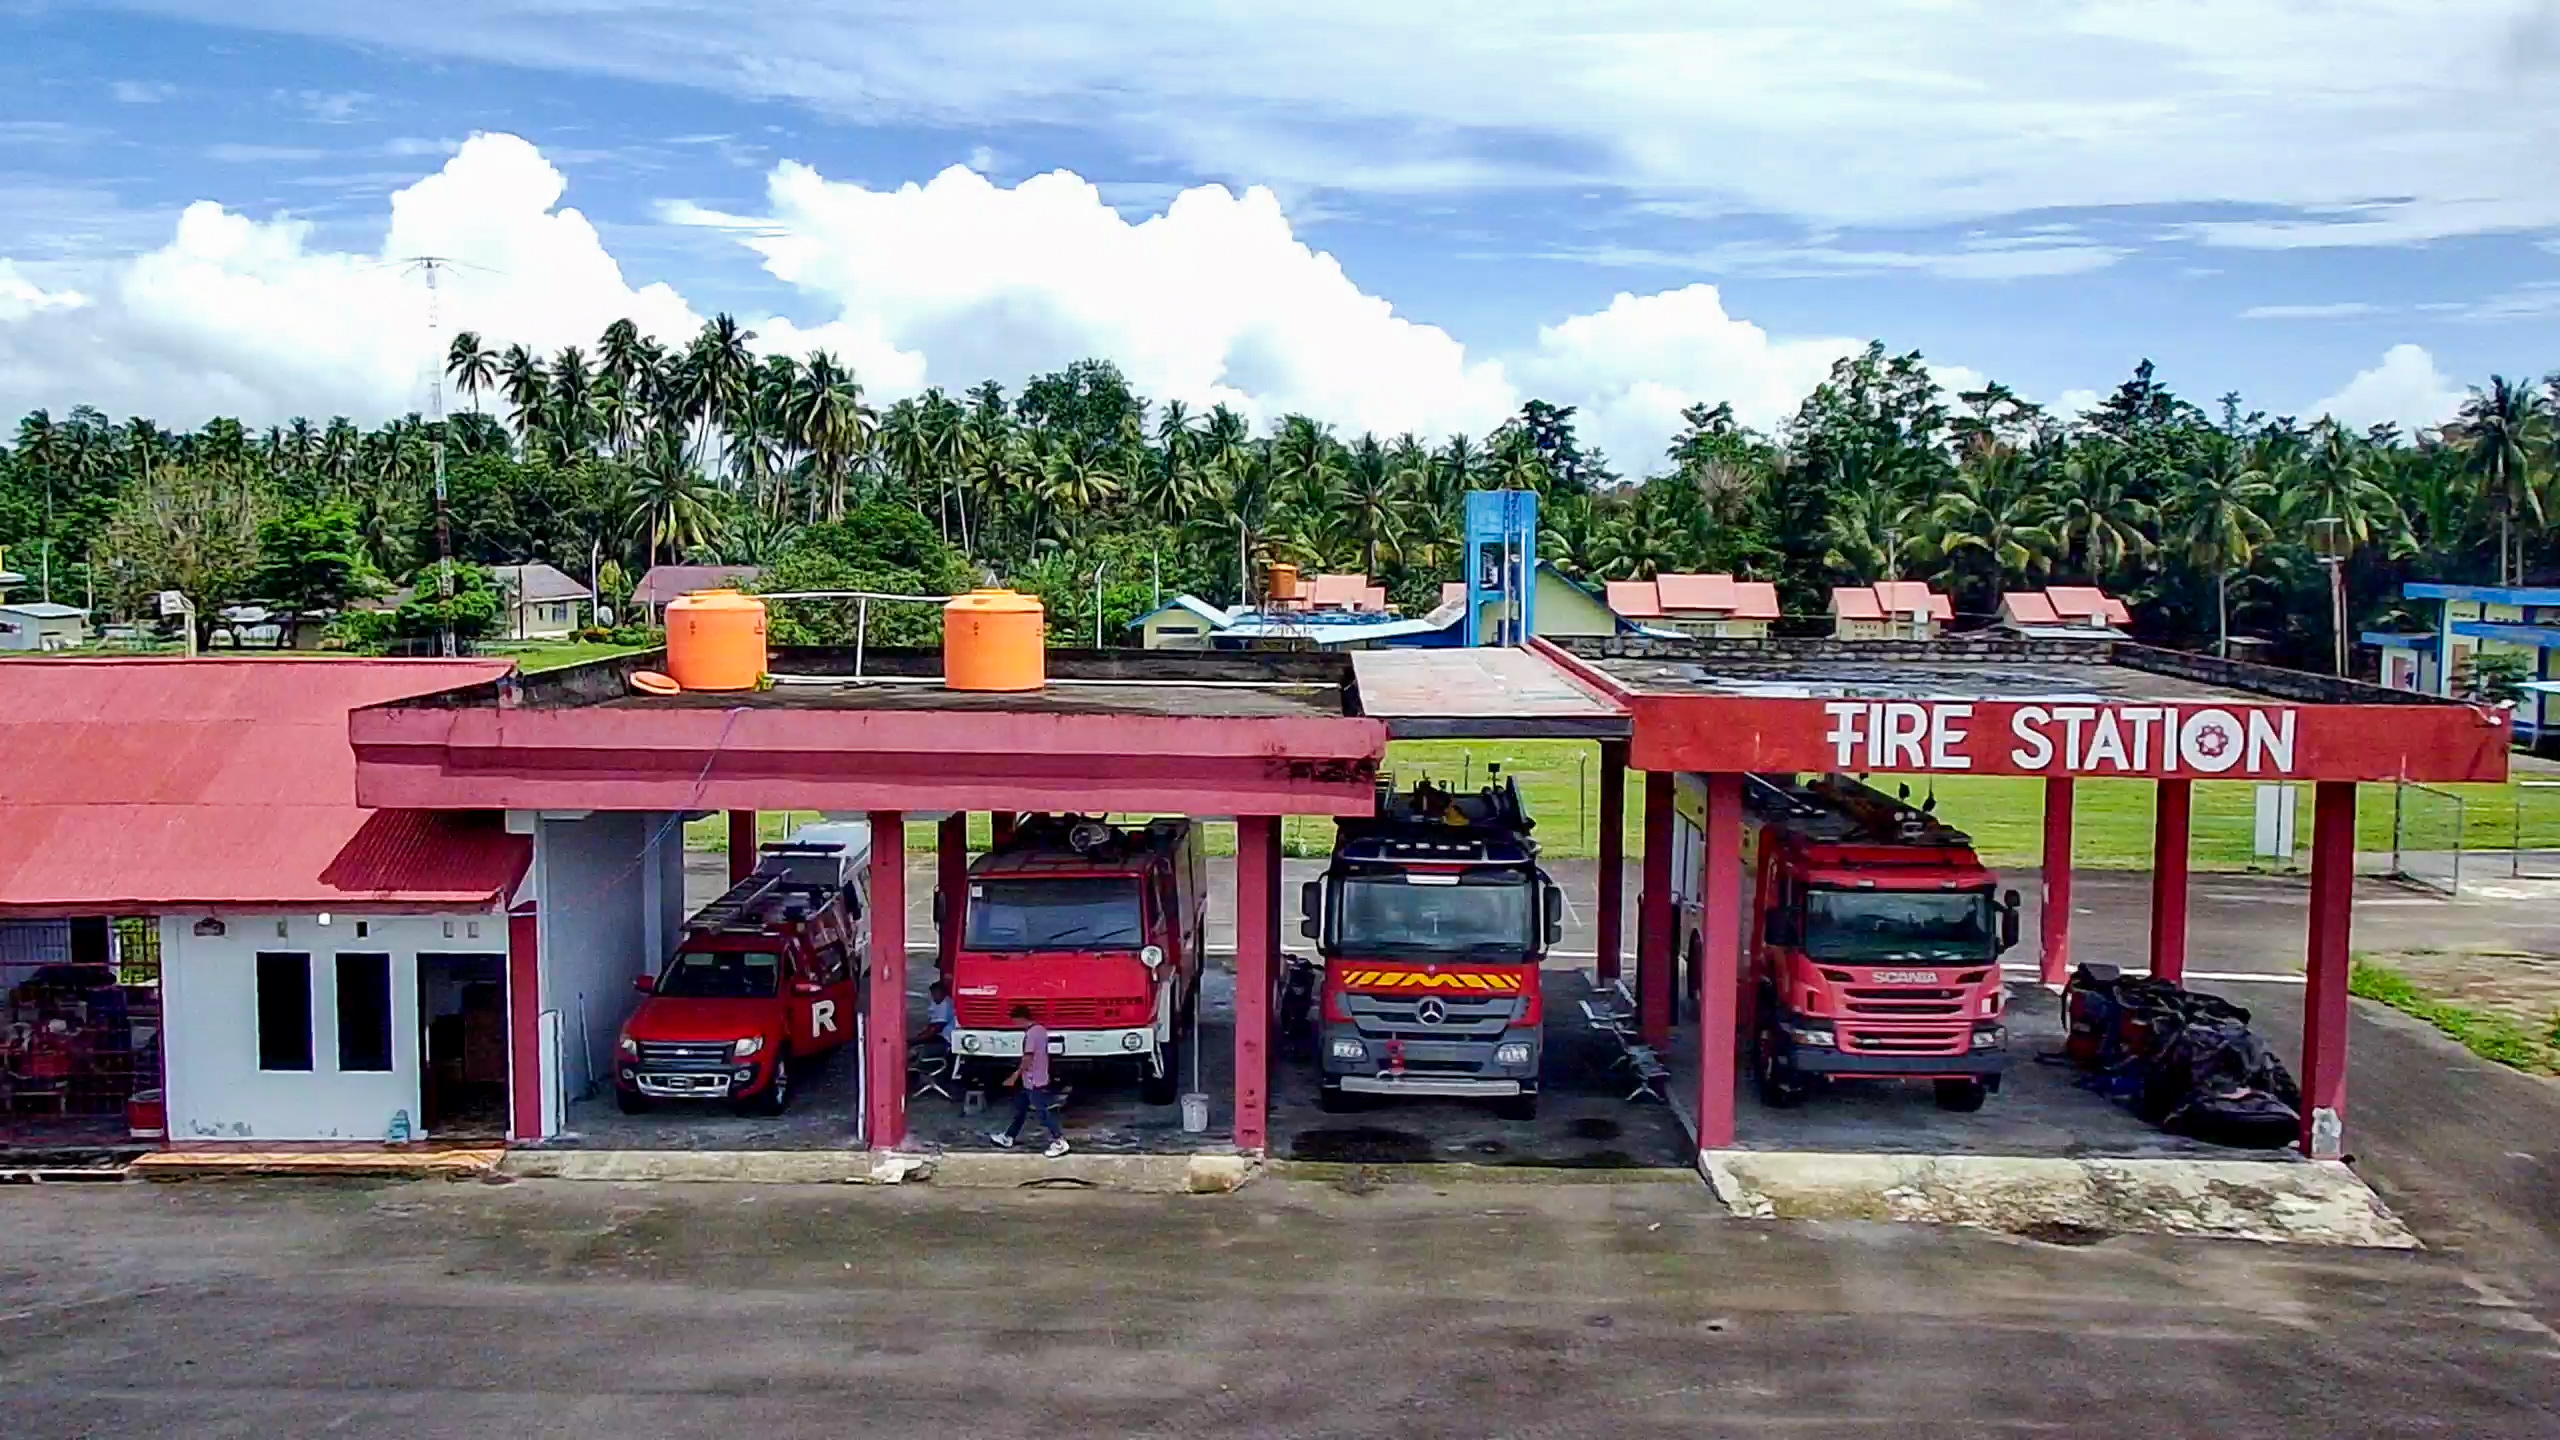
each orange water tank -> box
[665,589,768,691]
[944,588,1046,692]
[1267,563,1300,602]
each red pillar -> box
[2149,779,2193,984]
[991,811,1019,848]
[1695,773,1744,1151]
[1234,816,1278,1153]
[1596,741,1628,984]
[727,809,760,885]
[2039,778,2075,987]
[1637,770,1676,1048]
[865,810,909,1150]
[936,812,969,976]
[507,905,543,1143]
[2300,780,2357,1158]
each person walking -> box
[989,1003,1068,1157]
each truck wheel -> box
[615,1089,652,1115]
[1933,1078,1988,1113]
[1495,1091,1539,1122]
[1141,1054,1179,1107]
[741,1057,792,1117]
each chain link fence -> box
[2388,781,2468,896]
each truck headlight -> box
[1783,1025,1836,1049]
[618,1036,638,1057]
[1329,1039,1366,1061]
[1971,1025,2006,1051]
[732,1036,765,1059]
[1121,1031,1145,1052]
[1494,1043,1532,1066]
[1141,944,1166,971]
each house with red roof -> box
[1604,573,1782,638]
[1830,581,1955,640]
[1998,587,2133,639]
[0,658,683,1151]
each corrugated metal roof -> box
[632,564,763,606]
[0,658,525,913]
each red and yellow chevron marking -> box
[1336,969,1525,993]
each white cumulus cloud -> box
[2311,344,2467,431]
[0,135,1876,465]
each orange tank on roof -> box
[665,589,768,691]
[944,588,1046,692]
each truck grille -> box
[1344,993,1519,1037]
[635,1041,734,1073]
[1838,1025,1968,1057]
[957,996,1144,1027]
[1841,987,1966,1019]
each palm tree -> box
[498,345,549,451]
[2454,375,2549,584]
[2167,437,2277,657]
[548,346,597,460]
[446,332,498,415]
[1924,448,2054,606]
[785,352,874,521]
[1341,432,1406,577]
[2046,441,2157,580]
[623,431,723,567]
[2285,421,2405,559]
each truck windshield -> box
[655,949,783,999]
[1333,873,1534,956]
[1802,890,1995,962]
[968,878,1146,952]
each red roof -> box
[633,564,761,606]
[2001,591,2062,626]
[1830,587,1884,620]
[1655,573,1738,613]
[0,659,526,915]
[1873,581,1953,621]
[1605,580,1663,618]
[1308,573,1377,610]
[1731,581,1781,621]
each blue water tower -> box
[1463,489,1538,646]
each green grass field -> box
[495,640,652,673]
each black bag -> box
[2139,1018,2303,1149]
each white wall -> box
[534,811,679,1104]
[160,909,503,1142]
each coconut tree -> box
[445,332,498,416]
[2167,435,2277,657]
[622,430,723,567]
[2454,375,2549,584]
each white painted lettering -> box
[2246,709,2298,775]
[1883,702,1929,769]
[1930,704,1975,770]
[2181,709,2245,774]
[2010,706,2055,770]
[2119,707,2161,771]
[811,999,839,1036]
[1824,702,1867,769]
[2084,711,2130,771]
[2052,706,2098,770]
[2160,708,2180,770]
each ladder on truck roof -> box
[689,869,829,935]
[1755,772,1975,849]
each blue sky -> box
[5,2,2558,466]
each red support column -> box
[507,905,543,1143]
[2149,779,2193,984]
[1695,773,1744,1151]
[991,811,1019,848]
[1234,816,1278,1153]
[936,812,969,976]
[1596,741,1628,984]
[865,810,909,1150]
[2039,778,2075,987]
[2300,780,2357,1158]
[727,809,760,885]
[1638,770,1676,1048]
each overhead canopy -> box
[0,658,528,916]
[1350,648,1629,740]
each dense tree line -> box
[4,314,2558,668]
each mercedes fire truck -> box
[1676,773,2019,1111]
[944,815,1207,1105]
[1302,777,1563,1119]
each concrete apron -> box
[503,1147,1263,1194]
[1698,1151,2418,1248]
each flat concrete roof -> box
[1351,648,1628,739]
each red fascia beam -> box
[351,707,1387,816]
[1525,637,1642,714]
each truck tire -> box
[1141,1050,1179,1107]
[1933,1078,1988,1113]
[615,1088,652,1115]
[1754,1027,1807,1108]
[741,1056,793,1117]
[1495,1091,1539,1122]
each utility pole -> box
[394,255,480,657]
[2309,517,2349,677]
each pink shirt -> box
[1021,1023,1052,1087]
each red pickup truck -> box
[614,827,870,1116]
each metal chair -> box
[907,1044,956,1102]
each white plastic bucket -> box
[1179,1091,1211,1134]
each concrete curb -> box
[1269,1160,1702,1188]
[130,1148,506,1181]
[1700,1149,2420,1248]
[502,1148,1261,1193]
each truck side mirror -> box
[2000,889,2022,951]
[1299,879,1321,940]
[1764,909,1798,948]
[1544,883,1565,947]
[631,973,655,995]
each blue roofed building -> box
[2368,583,2560,744]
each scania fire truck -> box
[616,824,871,1116]
[1302,777,1563,1119]
[944,815,1206,1105]
[1675,774,2019,1111]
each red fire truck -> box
[1301,777,1563,1119]
[944,815,1207,1105]
[614,827,871,1116]
[1675,773,2019,1111]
